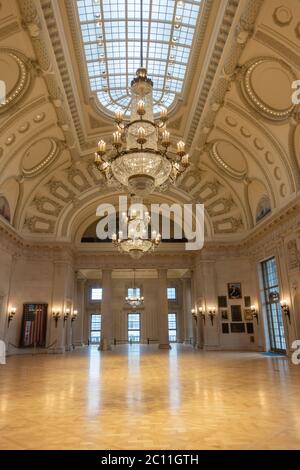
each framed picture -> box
[221,310,228,321]
[222,323,230,334]
[246,323,254,334]
[244,309,253,321]
[228,282,242,299]
[244,296,251,308]
[230,323,245,333]
[231,305,242,322]
[218,296,227,308]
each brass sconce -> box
[8,307,16,327]
[280,300,290,324]
[191,308,198,323]
[208,307,216,325]
[198,306,205,323]
[52,310,61,328]
[251,305,259,324]
[63,308,70,326]
[71,310,78,322]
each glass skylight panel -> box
[76,0,201,114]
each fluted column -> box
[157,269,171,350]
[99,269,113,351]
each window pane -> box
[168,312,177,342]
[261,257,286,352]
[91,288,102,300]
[128,313,140,342]
[167,287,176,300]
[90,314,101,344]
[76,0,201,114]
[128,287,141,298]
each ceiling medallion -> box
[112,200,161,259]
[0,50,31,114]
[125,270,144,309]
[241,57,296,121]
[94,2,190,196]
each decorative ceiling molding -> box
[240,56,296,121]
[186,0,263,148]
[0,48,34,114]
[18,0,80,149]
[21,137,62,178]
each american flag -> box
[21,304,47,347]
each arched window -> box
[256,195,271,223]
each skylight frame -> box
[76,0,201,115]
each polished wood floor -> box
[0,345,300,450]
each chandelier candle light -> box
[94,0,190,196]
[126,270,144,309]
[111,201,161,259]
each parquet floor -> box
[0,345,300,450]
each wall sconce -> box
[191,308,197,323]
[63,308,70,326]
[198,306,205,323]
[280,300,290,324]
[71,310,78,322]
[208,307,216,325]
[251,305,259,324]
[52,310,61,328]
[8,307,16,327]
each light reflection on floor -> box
[0,344,299,450]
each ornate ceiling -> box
[0,0,299,249]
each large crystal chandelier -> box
[126,270,144,309]
[112,201,161,259]
[94,2,190,196]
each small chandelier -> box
[94,3,190,196]
[112,202,161,259]
[126,270,144,309]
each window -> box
[167,287,176,300]
[168,313,177,342]
[91,288,102,301]
[76,0,201,115]
[90,313,101,344]
[127,287,141,298]
[261,257,286,353]
[128,313,140,343]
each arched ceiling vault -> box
[0,0,300,247]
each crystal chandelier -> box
[94,2,190,196]
[125,270,144,309]
[112,201,161,259]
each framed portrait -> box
[230,323,245,333]
[244,296,251,308]
[221,310,228,321]
[227,282,242,299]
[222,323,230,334]
[244,309,253,321]
[246,322,254,334]
[218,296,227,308]
[231,305,242,322]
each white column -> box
[157,269,171,350]
[99,269,113,351]
[72,277,86,347]
[182,276,192,344]
[49,260,73,354]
